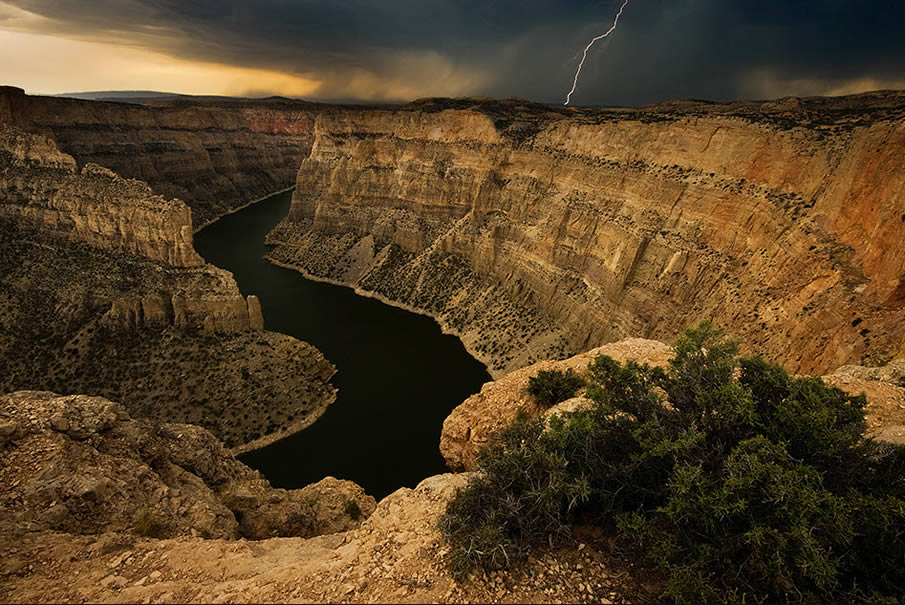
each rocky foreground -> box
[0,391,374,541]
[0,389,653,604]
[2,339,903,603]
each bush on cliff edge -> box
[526,368,585,407]
[441,321,905,603]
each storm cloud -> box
[1,0,904,104]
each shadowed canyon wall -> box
[270,94,905,377]
[0,86,320,227]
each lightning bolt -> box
[564,0,631,106]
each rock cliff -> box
[269,94,905,378]
[0,86,320,227]
[1,127,202,268]
[0,126,336,449]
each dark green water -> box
[193,190,490,500]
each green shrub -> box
[441,321,905,603]
[133,506,168,538]
[527,368,585,407]
[344,499,362,521]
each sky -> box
[1,0,904,106]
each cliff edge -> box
[0,390,650,604]
[0,86,321,227]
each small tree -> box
[527,368,585,407]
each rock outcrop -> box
[825,359,905,445]
[0,466,649,604]
[269,94,905,378]
[3,393,631,604]
[0,391,374,542]
[441,338,673,471]
[1,127,201,267]
[0,126,336,450]
[0,86,321,227]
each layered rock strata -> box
[270,94,905,378]
[0,127,336,449]
[0,86,320,227]
[0,127,202,268]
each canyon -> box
[2,87,905,603]
[270,93,905,378]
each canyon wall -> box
[1,127,202,268]
[0,86,320,227]
[0,125,336,449]
[270,94,905,377]
[0,125,260,331]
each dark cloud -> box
[3,0,905,104]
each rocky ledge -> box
[0,391,652,604]
[7,338,902,604]
[3,339,904,603]
[0,391,374,541]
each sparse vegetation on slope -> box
[0,235,336,450]
[441,321,905,603]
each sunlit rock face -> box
[0,125,263,331]
[0,127,202,267]
[270,94,905,378]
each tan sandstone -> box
[0,86,321,227]
[268,95,905,379]
[0,126,336,450]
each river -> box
[193,189,490,500]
